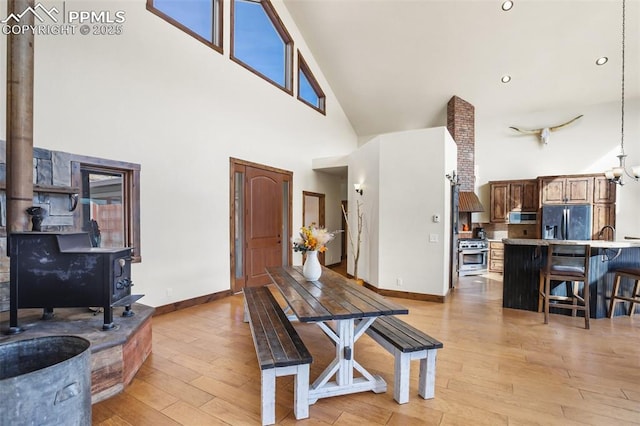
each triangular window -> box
[298,52,326,114]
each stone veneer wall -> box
[0,140,76,311]
[446,96,475,191]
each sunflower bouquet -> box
[292,223,335,253]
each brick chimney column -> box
[446,96,475,192]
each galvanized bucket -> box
[0,336,92,426]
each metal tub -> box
[0,336,91,426]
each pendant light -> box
[605,0,639,185]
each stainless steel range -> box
[458,238,488,276]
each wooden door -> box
[245,166,284,287]
[230,159,292,293]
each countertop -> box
[502,238,640,248]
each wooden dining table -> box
[265,265,409,403]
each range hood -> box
[458,191,485,212]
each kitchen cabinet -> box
[592,176,616,239]
[592,204,616,240]
[540,174,615,238]
[593,176,617,204]
[489,179,538,223]
[491,175,615,235]
[509,180,538,211]
[489,241,504,273]
[490,182,509,223]
[540,176,593,204]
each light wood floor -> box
[93,273,640,425]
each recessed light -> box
[501,75,512,83]
[502,1,514,11]
[595,56,608,65]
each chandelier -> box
[605,0,639,185]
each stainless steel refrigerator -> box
[541,204,592,240]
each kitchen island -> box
[503,239,640,318]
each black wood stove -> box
[8,232,143,333]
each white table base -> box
[308,317,387,403]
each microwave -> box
[508,211,538,224]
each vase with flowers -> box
[293,223,335,281]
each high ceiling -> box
[283,0,640,137]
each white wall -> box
[347,139,380,285]
[475,99,640,238]
[0,0,358,306]
[348,127,456,297]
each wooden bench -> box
[365,315,443,404]
[243,286,312,425]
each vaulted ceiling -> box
[283,0,640,138]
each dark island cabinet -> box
[503,244,543,312]
[503,242,640,318]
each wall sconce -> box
[354,183,363,196]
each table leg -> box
[336,319,354,386]
[309,317,386,403]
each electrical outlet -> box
[429,233,439,243]
[166,288,173,296]
[396,278,403,287]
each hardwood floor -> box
[93,273,640,425]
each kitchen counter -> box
[502,240,640,318]
[503,238,640,249]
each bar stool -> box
[608,268,640,317]
[538,244,591,329]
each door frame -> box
[229,158,293,293]
[302,191,326,265]
[340,200,347,261]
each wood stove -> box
[8,232,143,333]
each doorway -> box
[302,191,326,265]
[230,158,293,293]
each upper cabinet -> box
[539,176,593,205]
[489,179,538,223]
[593,176,617,204]
[490,182,509,223]
[490,175,615,229]
[509,180,538,212]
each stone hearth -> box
[0,303,153,403]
